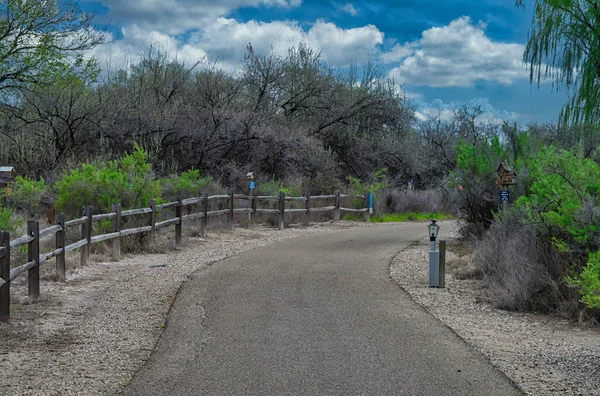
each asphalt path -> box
[125,223,522,395]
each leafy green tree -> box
[0,0,103,102]
[517,0,600,124]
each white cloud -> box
[339,3,358,16]
[90,17,385,73]
[88,0,303,35]
[387,16,528,87]
[380,43,412,64]
[414,97,520,125]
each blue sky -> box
[80,0,568,124]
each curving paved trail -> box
[125,224,522,395]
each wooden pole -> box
[250,190,257,228]
[201,193,208,238]
[80,206,93,266]
[174,200,182,245]
[27,220,40,303]
[146,199,156,251]
[278,192,285,230]
[111,203,121,261]
[0,231,10,323]
[365,192,371,222]
[55,213,66,281]
[305,193,311,226]
[334,190,341,221]
[229,189,234,232]
[439,240,446,288]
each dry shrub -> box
[448,257,482,280]
[473,209,577,315]
[385,188,455,215]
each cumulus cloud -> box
[89,17,385,73]
[191,18,382,68]
[387,16,528,87]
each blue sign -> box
[249,181,255,190]
[500,190,510,202]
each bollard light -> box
[428,219,439,241]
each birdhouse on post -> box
[496,162,517,186]
[496,162,516,209]
[0,167,15,187]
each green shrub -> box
[258,176,300,197]
[0,205,21,233]
[2,176,48,217]
[55,145,162,217]
[347,168,391,209]
[568,252,600,309]
[162,170,212,200]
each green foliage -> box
[515,146,600,248]
[518,0,600,124]
[572,252,600,308]
[347,168,391,208]
[162,170,212,200]
[370,212,453,223]
[567,251,600,309]
[258,177,300,197]
[0,205,20,233]
[55,145,162,217]
[2,176,47,217]
[0,0,103,101]
[347,168,390,194]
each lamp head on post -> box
[428,219,439,242]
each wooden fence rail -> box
[0,190,373,323]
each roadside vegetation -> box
[0,0,599,322]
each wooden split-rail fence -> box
[0,190,372,322]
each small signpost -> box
[247,172,255,221]
[496,162,517,209]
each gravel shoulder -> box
[391,221,600,396]
[0,220,598,395]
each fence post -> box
[147,199,156,251]
[229,190,234,232]
[365,193,371,222]
[250,190,257,228]
[0,231,10,323]
[174,200,182,245]
[279,192,285,230]
[81,206,93,267]
[305,193,311,226]
[28,220,40,303]
[439,240,446,288]
[334,190,341,221]
[201,193,209,238]
[111,203,121,261]
[56,213,66,281]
